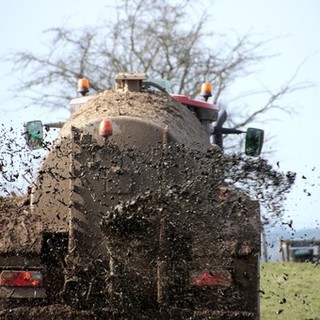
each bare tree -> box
[6,0,303,220]
[10,0,306,122]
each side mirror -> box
[245,128,264,157]
[24,120,44,150]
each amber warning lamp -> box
[99,119,113,137]
[200,82,213,101]
[77,78,90,96]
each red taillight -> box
[193,270,232,287]
[0,271,43,287]
[99,119,113,137]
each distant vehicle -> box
[281,239,320,262]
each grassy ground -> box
[260,262,320,320]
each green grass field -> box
[260,262,320,320]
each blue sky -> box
[1,0,319,231]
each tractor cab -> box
[25,73,264,157]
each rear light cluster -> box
[193,270,232,287]
[0,271,43,288]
